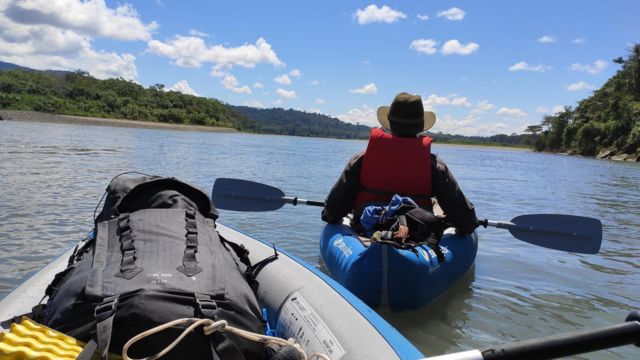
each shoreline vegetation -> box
[523,44,640,162]
[0,109,237,133]
[1,44,638,161]
[0,110,527,151]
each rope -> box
[121,318,330,360]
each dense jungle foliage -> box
[0,68,257,131]
[526,44,640,156]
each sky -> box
[0,0,638,136]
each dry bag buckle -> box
[195,296,218,318]
[95,295,119,322]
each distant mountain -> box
[0,60,537,146]
[0,61,76,79]
[230,106,371,139]
[0,61,27,71]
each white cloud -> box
[572,38,587,45]
[349,83,378,94]
[451,97,471,107]
[242,100,264,108]
[508,61,551,73]
[417,14,429,21]
[222,74,252,94]
[289,69,302,78]
[232,86,251,94]
[4,0,157,41]
[497,107,527,117]
[274,74,292,85]
[307,108,323,114]
[0,1,141,79]
[441,40,479,55]
[567,81,594,91]
[168,80,198,96]
[210,68,226,77]
[476,100,495,111]
[432,114,480,135]
[437,7,466,21]
[432,113,522,136]
[272,99,283,106]
[315,98,325,104]
[189,29,209,38]
[310,80,320,85]
[337,105,377,127]
[410,38,438,55]
[253,82,263,88]
[276,88,296,98]
[536,105,565,114]
[537,35,556,43]
[570,60,608,74]
[147,36,284,70]
[422,94,450,109]
[354,5,407,24]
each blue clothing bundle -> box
[360,195,418,237]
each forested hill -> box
[527,44,640,160]
[1,62,535,145]
[0,68,258,131]
[230,106,371,139]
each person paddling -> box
[322,92,478,235]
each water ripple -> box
[2,120,639,359]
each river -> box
[1,119,638,359]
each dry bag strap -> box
[77,295,120,360]
[115,214,143,279]
[177,209,203,276]
[220,235,252,269]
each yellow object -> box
[0,317,83,360]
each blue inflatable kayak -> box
[321,223,478,311]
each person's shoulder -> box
[430,153,449,172]
[349,151,365,163]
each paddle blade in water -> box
[509,214,602,254]
[212,178,286,211]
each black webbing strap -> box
[194,293,218,319]
[244,250,279,293]
[94,295,119,360]
[115,213,142,279]
[76,339,97,360]
[219,235,252,269]
[177,209,203,276]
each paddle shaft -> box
[282,196,324,207]
[212,178,601,253]
[427,311,640,360]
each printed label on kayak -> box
[333,238,352,257]
[277,291,346,360]
[420,248,441,274]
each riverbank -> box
[0,110,239,133]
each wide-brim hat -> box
[376,92,436,132]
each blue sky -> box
[0,1,638,135]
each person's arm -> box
[321,153,364,223]
[431,154,478,234]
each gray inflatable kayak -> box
[0,223,424,360]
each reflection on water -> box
[1,120,639,359]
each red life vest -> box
[354,127,432,212]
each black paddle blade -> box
[212,178,286,212]
[509,214,602,254]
